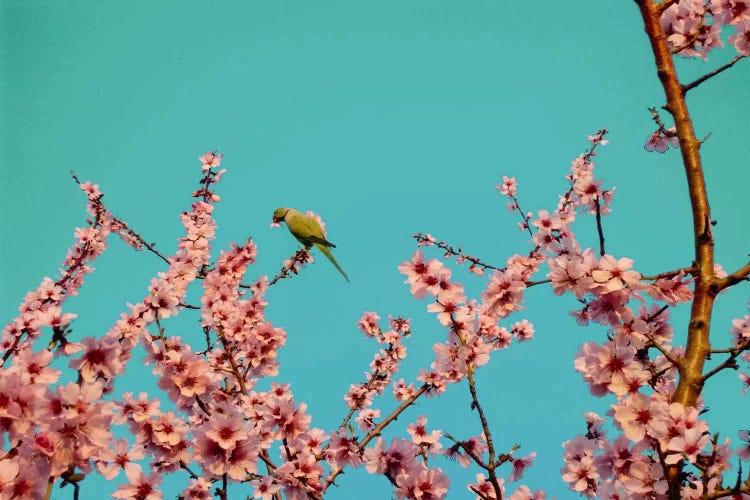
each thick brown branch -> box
[634,0,715,411]
[634,1,717,497]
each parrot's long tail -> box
[315,243,350,282]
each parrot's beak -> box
[272,215,280,224]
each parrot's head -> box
[272,207,289,224]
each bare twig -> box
[70,171,172,265]
[682,55,745,94]
[702,339,750,383]
[595,197,606,257]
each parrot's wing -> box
[287,212,336,248]
[315,243,350,282]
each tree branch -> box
[715,260,750,291]
[682,56,746,94]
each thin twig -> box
[322,384,429,491]
[641,266,693,281]
[595,197,606,257]
[682,56,745,94]
[702,339,750,383]
[70,171,172,265]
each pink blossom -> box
[707,437,734,478]
[548,253,596,299]
[427,292,467,327]
[79,181,102,199]
[275,451,324,496]
[345,384,374,411]
[143,278,180,320]
[467,473,502,499]
[620,459,667,497]
[496,176,517,196]
[737,430,750,460]
[481,270,526,318]
[96,438,145,480]
[511,320,534,342]
[583,412,607,442]
[611,393,669,442]
[394,465,450,500]
[2,457,49,500]
[32,432,55,457]
[399,251,451,299]
[32,305,77,332]
[407,416,442,453]
[591,255,641,294]
[572,171,604,210]
[585,290,633,327]
[711,0,750,25]
[730,314,750,345]
[204,414,248,450]
[199,151,223,171]
[182,478,213,499]
[9,346,60,384]
[416,369,448,395]
[355,408,381,431]
[645,128,679,152]
[193,425,259,479]
[292,428,328,456]
[0,458,20,496]
[416,233,437,247]
[665,427,710,464]
[588,130,609,145]
[325,431,364,469]
[663,403,708,445]
[393,379,418,400]
[364,437,419,477]
[509,452,536,482]
[118,392,161,424]
[661,0,723,58]
[69,336,124,383]
[531,209,563,233]
[443,434,488,468]
[741,366,750,394]
[151,410,188,447]
[357,311,381,337]
[111,466,163,499]
[561,454,598,496]
[251,476,281,500]
[508,485,547,500]
[167,354,219,399]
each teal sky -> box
[2,1,749,498]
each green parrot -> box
[272,207,350,282]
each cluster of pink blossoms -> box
[409,128,750,498]
[660,0,750,59]
[0,154,229,498]
[5,150,551,500]
[643,0,750,152]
